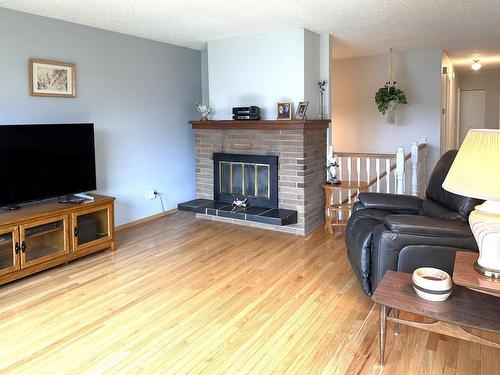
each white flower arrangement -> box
[195,103,213,120]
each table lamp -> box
[442,129,500,278]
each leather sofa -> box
[345,150,482,295]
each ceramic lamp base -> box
[469,200,500,279]
[473,261,500,278]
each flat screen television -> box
[0,123,96,208]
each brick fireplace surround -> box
[188,120,329,236]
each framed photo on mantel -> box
[276,102,292,120]
[295,101,309,120]
[29,58,76,98]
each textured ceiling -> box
[1,0,500,61]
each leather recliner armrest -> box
[357,193,422,214]
[384,215,472,237]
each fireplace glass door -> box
[213,153,278,208]
[220,161,270,199]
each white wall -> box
[332,50,443,174]
[201,46,210,105]
[321,35,334,148]
[207,29,320,120]
[304,30,320,119]
[457,71,500,130]
[441,53,459,151]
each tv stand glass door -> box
[0,226,20,277]
[20,215,70,268]
[72,205,113,254]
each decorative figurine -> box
[327,156,341,185]
[232,198,248,208]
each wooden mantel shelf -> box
[189,119,330,130]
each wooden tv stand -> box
[0,194,115,286]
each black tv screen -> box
[0,123,96,207]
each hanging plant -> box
[374,82,408,115]
[375,48,409,124]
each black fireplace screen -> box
[213,153,278,208]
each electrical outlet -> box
[146,190,157,200]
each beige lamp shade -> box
[442,129,500,201]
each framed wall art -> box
[29,59,76,98]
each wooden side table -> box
[322,181,368,232]
[453,251,500,296]
[372,271,500,366]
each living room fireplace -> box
[213,153,278,209]
[178,119,329,235]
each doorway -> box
[459,90,485,144]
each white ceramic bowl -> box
[412,267,452,301]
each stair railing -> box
[331,139,427,223]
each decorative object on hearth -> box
[295,101,309,120]
[318,80,327,119]
[374,48,408,124]
[443,129,500,279]
[412,267,452,301]
[276,102,292,120]
[195,103,213,121]
[29,59,76,98]
[231,198,248,212]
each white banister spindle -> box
[393,168,398,193]
[365,158,371,188]
[347,157,352,182]
[338,156,343,181]
[411,141,419,196]
[376,158,381,192]
[356,157,361,184]
[396,147,405,194]
[386,158,391,193]
[338,188,343,222]
[420,138,428,192]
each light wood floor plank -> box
[0,212,498,374]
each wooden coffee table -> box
[372,271,500,366]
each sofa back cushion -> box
[426,150,483,218]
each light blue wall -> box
[0,8,201,226]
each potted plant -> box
[375,81,408,124]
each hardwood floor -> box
[0,212,498,374]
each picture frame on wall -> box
[29,59,76,98]
[295,101,309,120]
[276,102,292,120]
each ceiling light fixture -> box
[471,59,482,71]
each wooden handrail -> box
[335,143,426,161]
[334,151,396,159]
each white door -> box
[459,90,485,145]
